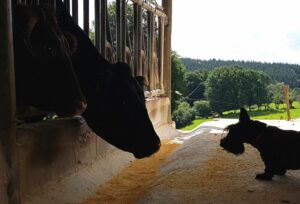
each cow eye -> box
[43,45,57,57]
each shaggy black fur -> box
[220,108,300,180]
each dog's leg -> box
[274,169,286,176]
[256,172,274,180]
[256,160,274,180]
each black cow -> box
[13,4,87,118]
[55,1,161,158]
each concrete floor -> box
[86,119,300,204]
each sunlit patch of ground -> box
[140,133,300,204]
[82,141,179,204]
[83,128,300,204]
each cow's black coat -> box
[13,5,87,118]
[55,1,161,158]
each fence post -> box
[283,85,291,121]
[162,0,172,122]
[0,0,20,203]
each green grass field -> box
[180,102,300,131]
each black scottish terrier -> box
[220,108,300,180]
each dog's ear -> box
[239,108,250,123]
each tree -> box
[289,87,300,108]
[193,100,211,118]
[184,70,207,105]
[172,101,195,128]
[205,66,242,114]
[206,66,270,114]
[171,51,187,111]
[267,83,284,109]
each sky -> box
[75,0,300,64]
[172,0,300,64]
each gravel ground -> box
[85,119,300,204]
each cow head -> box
[13,5,86,118]
[84,63,161,158]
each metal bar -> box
[147,11,154,90]
[133,3,142,76]
[100,0,107,57]
[64,0,70,11]
[95,0,100,50]
[72,0,78,23]
[0,0,20,203]
[116,0,126,62]
[95,0,106,56]
[130,0,167,19]
[83,0,89,35]
[158,16,164,92]
[162,0,171,121]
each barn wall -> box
[18,97,178,203]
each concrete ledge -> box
[17,97,178,203]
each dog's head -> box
[220,108,252,155]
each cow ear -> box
[239,108,250,123]
[112,62,132,78]
[135,76,145,90]
[63,32,78,55]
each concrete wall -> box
[16,97,178,203]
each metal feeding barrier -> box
[16,0,168,98]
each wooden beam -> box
[0,0,20,203]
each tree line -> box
[172,53,300,128]
[181,58,300,88]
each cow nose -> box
[73,101,87,115]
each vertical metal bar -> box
[101,0,107,57]
[0,0,20,203]
[83,0,89,35]
[116,0,126,62]
[133,3,142,76]
[162,0,172,122]
[158,16,165,92]
[64,0,70,11]
[95,0,106,56]
[147,11,154,91]
[72,0,78,23]
[95,0,100,50]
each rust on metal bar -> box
[116,0,126,62]
[158,16,165,92]
[130,0,167,21]
[147,11,154,90]
[133,3,142,76]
